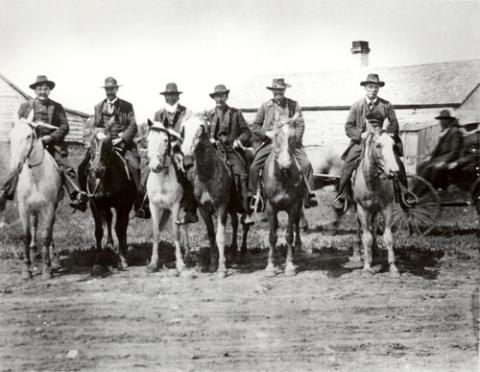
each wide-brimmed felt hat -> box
[360,73,385,87]
[29,75,55,90]
[266,78,291,90]
[101,76,121,89]
[435,109,455,121]
[209,84,230,98]
[160,82,182,95]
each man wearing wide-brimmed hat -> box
[416,109,463,190]
[0,75,88,212]
[246,78,317,221]
[78,77,141,211]
[136,82,199,223]
[333,73,415,214]
[206,84,253,224]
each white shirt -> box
[107,97,118,114]
[164,102,179,114]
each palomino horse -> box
[9,115,63,279]
[145,120,191,275]
[263,120,305,277]
[84,129,135,274]
[352,125,400,277]
[181,113,249,278]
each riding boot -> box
[135,169,151,219]
[333,173,351,215]
[0,172,20,211]
[62,172,88,212]
[175,168,199,225]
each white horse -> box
[9,114,63,279]
[352,124,400,277]
[145,120,191,275]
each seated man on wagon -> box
[0,75,88,212]
[206,84,254,225]
[78,77,142,213]
[333,73,416,214]
[416,110,463,191]
[136,82,199,224]
[246,78,318,222]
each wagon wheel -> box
[392,174,441,237]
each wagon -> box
[310,118,480,237]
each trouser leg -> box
[1,171,20,201]
[248,144,272,194]
[294,147,314,189]
[227,150,249,213]
[176,167,197,214]
[53,151,82,198]
[123,150,141,193]
[77,149,91,191]
[337,145,362,197]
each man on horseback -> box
[0,75,88,212]
[206,84,254,225]
[78,77,141,212]
[416,110,463,190]
[136,82,199,224]
[247,78,318,221]
[333,73,416,214]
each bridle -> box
[148,125,181,173]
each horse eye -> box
[376,144,382,149]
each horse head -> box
[181,112,209,160]
[146,119,182,173]
[273,121,296,171]
[365,127,399,180]
[9,113,45,172]
[89,128,114,179]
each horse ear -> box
[147,119,153,127]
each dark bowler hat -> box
[266,78,291,90]
[29,75,55,90]
[101,76,121,88]
[360,73,385,87]
[160,82,182,95]
[435,109,455,121]
[209,84,230,98]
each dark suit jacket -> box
[153,104,187,136]
[251,98,305,146]
[207,106,251,147]
[430,126,463,163]
[18,99,69,150]
[344,96,402,157]
[94,98,137,146]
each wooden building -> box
[0,73,89,143]
[233,56,480,173]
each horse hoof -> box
[362,268,374,278]
[42,270,53,280]
[285,265,297,277]
[146,264,158,273]
[92,264,105,277]
[217,270,227,279]
[21,270,32,280]
[390,267,400,278]
[264,268,276,278]
[176,262,186,273]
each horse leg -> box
[147,204,161,273]
[172,203,186,274]
[30,212,40,260]
[240,220,250,259]
[49,239,61,270]
[299,209,309,232]
[200,208,217,273]
[350,215,362,263]
[40,206,55,280]
[216,207,228,279]
[382,204,399,277]
[20,208,32,280]
[357,206,373,275]
[105,208,114,249]
[285,210,297,277]
[182,225,192,266]
[229,211,238,263]
[115,207,129,270]
[91,204,105,275]
[265,208,278,277]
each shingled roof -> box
[232,59,480,110]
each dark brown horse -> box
[82,129,136,275]
[263,121,305,277]
[181,113,250,278]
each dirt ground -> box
[0,145,479,371]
